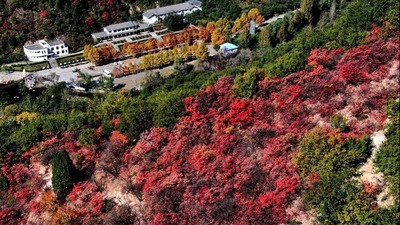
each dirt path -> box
[359,130,394,207]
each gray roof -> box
[92,23,150,39]
[92,31,110,39]
[104,21,138,32]
[138,23,150,30]
[24,43,46,50]
[47,40,64,46]
[143,1,202,18]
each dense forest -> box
[1,0,400,224]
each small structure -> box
[249,20,256,35]
[23,39,69,62]
[219,43,239,57]
[142,0,202,24]
[92,21,151,41]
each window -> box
[62,50,65,54]
[56,46,59,50]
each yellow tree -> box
[248,8,264,24]
[206,22,215,36]
[215,17,232,41]
[232,12,249,33]
[83,45,93,59]
[211,28,225,45]
[195,42,209,61]
[158,51,169,66]
[89,47,102,65]
[128,62,137,74]
[180,45,191,60]
[140,55,151,70]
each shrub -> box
[330,114,348,132]
[0,172,9,191]
[79,128,98,146]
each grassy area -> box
[9,61,51,72]
[56,54,85,65]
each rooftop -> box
[92,31,110,39]
[92,23,150,39]
[220,43,238,51]
[47,40,65,46]
[143,0,202,18]
[24,43,46,51]
[104,21,138,32]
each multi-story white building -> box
[142,0,202,24]
[91,21,151,41]
[23,40,69,62]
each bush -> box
[51,150,76,199]
[374,111,400,205]
[68,112,88,131]
[0,172,9,191]
[79,128,98,146]
[100,120,113,139]
[232,67,264,98]
[330,114,348,132]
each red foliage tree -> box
[85,17,95,26]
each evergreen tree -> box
[301,0,321,26]
[238,30,250,49]
[51,150,75,199]
[258,26,271,49]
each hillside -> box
[0,23,399,224]
[1,0,400,224]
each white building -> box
[142,0,202,24]
[92,21,151,41]
[23,40,69,62]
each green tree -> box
[0,172,9,191]
[68,112,88,131]
[51,150,75,199]
[79,72,95,91]
[79,128,98,146]
[238,30,250,49]
[301,0,321,26]
[164,14,186,31]
[98,76,114,90]
[375,100,400,205]
[330,114,348,132]
[117,99,153,142]
[258,26,271,49]
[100,119,113,139]
[232,68,264,98]
[293,127,371,180]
